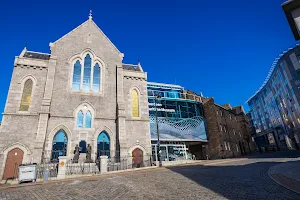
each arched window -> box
[72,60,81,90]
[85,111,92,128]
[77,111,84,128]
[51,130,68,162]
[93,63,100,92]
[132,89,139,117]
[71,52,102,93]
[19,79,33,111]
[97,131,110,158]
[83,54,91,91]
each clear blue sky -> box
[0,0,295,119]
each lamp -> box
[154,93,162,167]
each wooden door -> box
[132,148,143,168]
[3,148,24,179]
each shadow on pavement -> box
[244,150,300,159]
[166,152,300,200]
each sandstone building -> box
[0,15,151,179]
[202,98,254,159]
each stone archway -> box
[132,148,143,168]
[3,148,24,179]
[0,142,31,180]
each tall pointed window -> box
[51,130,68,162]
[72,52,102,93]
[83,54,91,91]
[86,111,92,128]
[19,79,33,111]
[93,63,100,92]
[77,111,84,128]
[132,89,139,117]
[72,60,81,90]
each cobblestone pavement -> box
[1,151,300,200]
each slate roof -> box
[23,51,50,60]
[122,64,141,71]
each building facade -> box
[147,82,208,161]
[0,16,152,179]
[202,98,253,159]
[247,44,300,151]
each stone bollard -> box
[57,156,68,179]
[100,156,108,173]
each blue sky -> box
[0,0,295,119]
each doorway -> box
[3,148,24,180]
[132,148,143,168]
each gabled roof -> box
[52,18,122,55]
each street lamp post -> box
[154,94,162,167]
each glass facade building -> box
[247,44,300,150]
[147,82,208,161]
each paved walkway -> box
[268,159,300,195]
[0,151,299,199]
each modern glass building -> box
[147,82,208,161]
[247,44,300,150]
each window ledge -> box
[76,128,95,131]
[71,90,103,96]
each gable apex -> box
[52,18,122,56]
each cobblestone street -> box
[1,151,300,200]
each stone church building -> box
[0,15,151,179]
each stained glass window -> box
[93,63,100,92]
[132,89,139,117]
[83,54,91,91]
[72,60,81,90]
[97,131,110,157]
[77,111,84,128]
[86,111,92,128]
[19,79,33,111]
[51,130,68,161]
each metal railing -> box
[107,155,153,172]
[148,90,203,102]
[36,162,58,179]
[66,161,99,176]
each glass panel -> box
[19,79,33,111]
[51,130,68,162]
[79,140,86,153]
[72,60,81,90]
[77,111,84,128]
[83,54,91,91]
[85,111,92,128]
[132,89,139,117]
[93,63,100,92]
[97,131,110,157]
